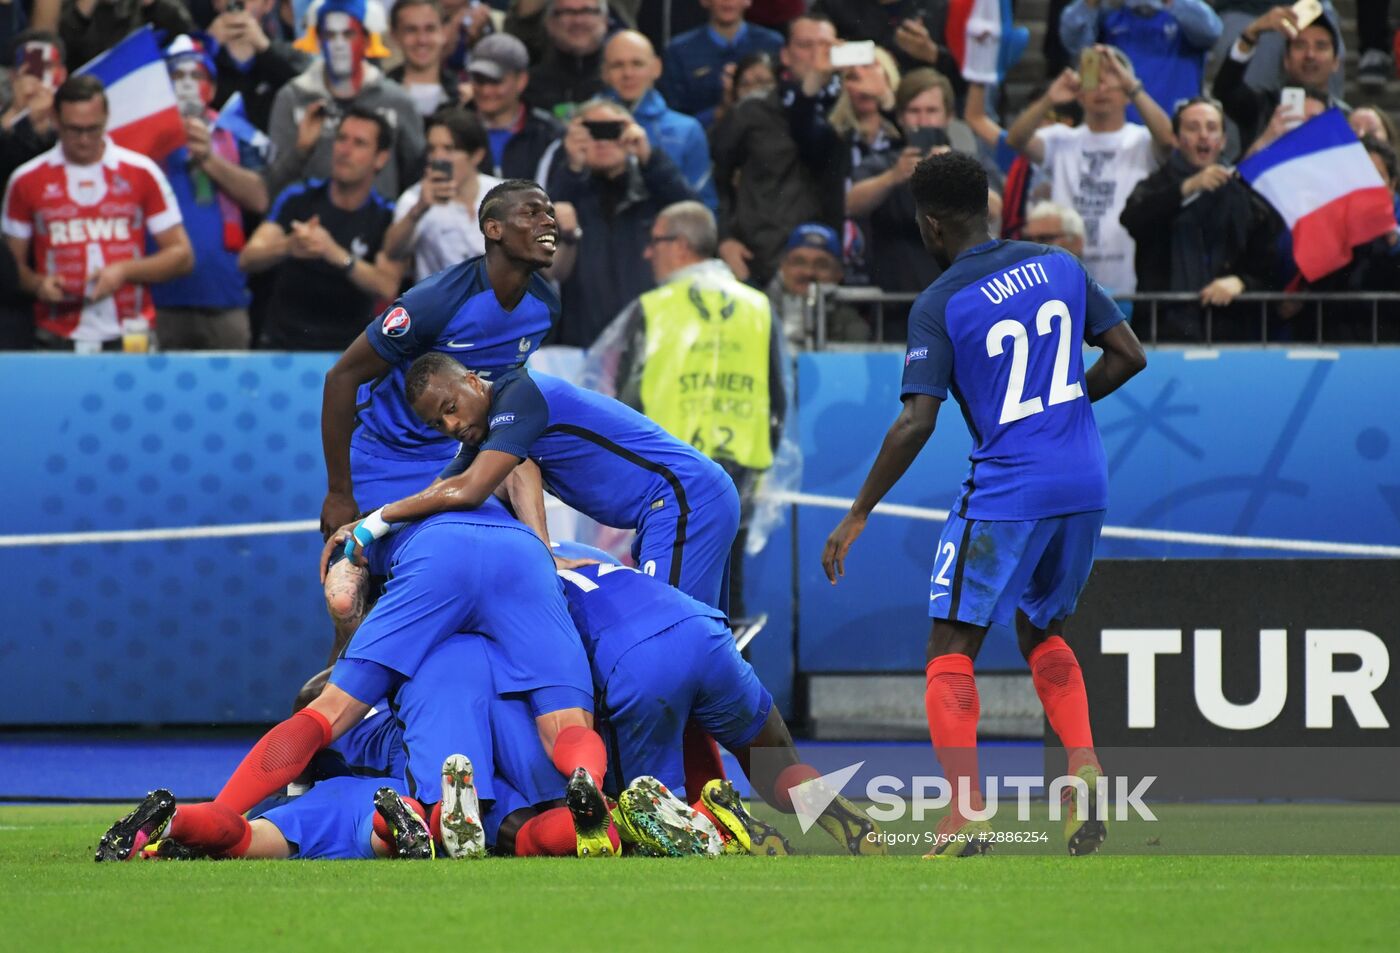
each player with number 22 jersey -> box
[822,152,1146,859]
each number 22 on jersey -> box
[984,298,1085,425]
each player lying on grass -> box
[552,541,885,857]
[822,152,1146,858]
[98,503,616,861]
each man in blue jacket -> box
[1060,0,1221,121]
[660,0,784,126]
[603,30,717,212]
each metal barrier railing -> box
[805,287,1400,348]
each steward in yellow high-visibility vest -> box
[597,201,788,617]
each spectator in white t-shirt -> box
[1006,45,1175,295]
[384,106,502,280]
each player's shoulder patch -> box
[906,345,930,366]
[489,412,517,429]
[381,306,411,337]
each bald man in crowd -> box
[602,30,717,211]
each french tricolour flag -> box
[75,27,185,161]
[1238,108,1397,282]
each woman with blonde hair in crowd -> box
[826,46,901,168]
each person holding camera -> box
[846,69,974,301]
[1007,44,1174,297]
[207,0,309,132]
[546,97,694,347]
[384,107,502,280]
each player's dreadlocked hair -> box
[478,178,545,236]
[405,351,467,405]
[909,151,989,227]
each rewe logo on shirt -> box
[48,218,132,245]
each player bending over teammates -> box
[341,356,740,614]
[97,503,619,862]
[822,152,1146,858]
[319,178,566,654]
[551,542,884,857]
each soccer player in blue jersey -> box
[821,152,1147,858]
[97,503,619,863]
[344,356,741,613]
[318,178,564,650]
[548,541,882,857]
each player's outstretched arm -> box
[320,334,393,537]
[380,450,523,523]
[822,395,941,584]
[1085,321,1148,402]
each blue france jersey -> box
[443,371,733,530]
[355,257,559,455]
[556,562,727,682]
[902,241,1124,520]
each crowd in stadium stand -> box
[3,0,1400,349]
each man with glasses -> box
[1022,201,1087,259]
[467,32,565,183]
[2,74,194,351]
[528,0,610,117]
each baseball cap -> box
[785,223,841,260]
[469,33,530,81]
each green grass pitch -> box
[3,804,1399,952]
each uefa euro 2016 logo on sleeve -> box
[381,307,411,337]
[489,413,516,430]
[906,346,929,366]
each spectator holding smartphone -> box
[1212,4,1344,155]
[846,69,979,297]
[1007,45,1175,296]
[207,0,309,131]
[1060,0,1221,125]
[547,97,694,346]
[0,29,65,185]
[384,106,502,279]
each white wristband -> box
[360,508,398,541]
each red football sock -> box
[550,724,607,784]
[925,653,983,819]
[168,801,252,858]
[691,800,722,833]
[215,708,333,814]
[767,763,821,814]
[682,723,726,800]
[513,806,619,857]
[1029,636,1101,775]
[428,801,443,842]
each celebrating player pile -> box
[94,178,881,863]
[823,151,1147,858]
